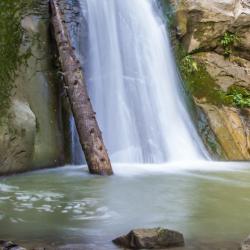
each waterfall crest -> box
[79,0,205,163]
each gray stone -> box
[240,235,250,250]
[0,100,36,175]
[113,228,184,249]
[173,0,250,55]
[0,240,27,250]
[0,3,66,175]
[21,15,39,34]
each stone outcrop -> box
[113,228,184,249]
[198,103,250,160]
[169,0,250,160]
[174,0,250,55]
[193,52,250,92]
[0,100,36,175]
[0,1,66,174]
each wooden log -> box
[50,0,113,175]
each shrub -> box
[220,32,239,57]
[226,86,250,108]
[181,55,198,74]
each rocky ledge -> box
[168,0,250,160]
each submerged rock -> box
[113,228,184,249]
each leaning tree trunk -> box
[50,0,113,175]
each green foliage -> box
[220,32,237,47]
[220,32,239,57]
[175,38,250,109]
[226,86,250,108]
[181,55,198,74]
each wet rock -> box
[198,103,250,160]
[0,100,36,175]
[113,228,184,249]
[168,0,250,160]
[19,13,64,170]
[21,16,39,34]
[0,1,66,175]
[173,0,250,55]
[240,235,250,250]
[193,53,250,92]
[0,240,27,250]
[191,52,250,160]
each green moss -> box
[176,45,226,105]
[0,1,23,116]
[184,64,228,105]
[175,44,250,108]
[0,0,42,122]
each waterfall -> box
[79,0,205,163]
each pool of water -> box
[1,162,250,249]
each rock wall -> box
[0,0,66,175]
[167,0,250,160]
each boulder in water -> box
[112,228,184,249]
[240,235,250,250]
[0,240,27,250]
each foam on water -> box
[110,161,250,176]
[0,183,19,192]
[31,162,250,177]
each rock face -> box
[112,228,184,249]
[0,1,66,174]
[169,0,250,160]
[174,0,250,55]
[0,100,36,175]
[198,104,250,160]
[19,10,65,169]
[193,52,250,92]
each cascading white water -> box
[79,0,205,163]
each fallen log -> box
[50,0,113,175]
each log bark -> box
[50,0,113,175]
